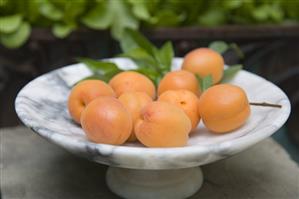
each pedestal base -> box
[106,167,203,199]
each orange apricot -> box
[68,80,116,124]
[135,101,191,147]
[158,90,200,131]
[109,71,156,99]
[118,92,153,142]
[198,84,250,133]
[158,70,200,96]
[80,96,132,145]
[182,48,224,84]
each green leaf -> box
[118,48,159,71]
[81,2,111,29]
[128,0,151,20]
[269,3,284,22]
[196,74,213,92]
[131,68,159,85]
[252,5,270,22]
[26,0,40,22]
[78,58,123,82]
[198,9,226,26]
[221,64,243,83]
[82,0,138,39]
[0,21,31,48]
[209,41,229,54]
[229,43,244,59]
[223,0,243,9]
[119,29,173,79]
[0,14,22,33]
[121,28,156,56]
[119,29,139,53]
[208,41,244,58]
[63,0,86,23]
[0,0,8,6]
[118,47,151,60]
[53,23,75,38]
[79,57,120,73]
[39,0,63,21]
[156,41,174,71]
[109,0,139,39]
[149,10,184,26]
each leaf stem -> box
[249,102,282,108]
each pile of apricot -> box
[68,48,251,147]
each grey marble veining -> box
[15,58,291,170]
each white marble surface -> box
[106,167,203,199]
[15,58,291,170]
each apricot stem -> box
[249,102,282,108]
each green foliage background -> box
[0,0,298,48]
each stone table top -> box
[1,126,299,199]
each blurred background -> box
[0,0,299,162]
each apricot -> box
[135,101,191,147]
[158,90,200,131]
[198,84,250,133]
[68,80,116,124]
[118,92,153,141]
[158,70,200,96]
[109,71,156,99]
[80,96,132,145]
[182,48,224,84]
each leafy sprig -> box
[79,29,174,85]
[119,28,174,84]
[78,30,242,91]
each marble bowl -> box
[15,58,290,199]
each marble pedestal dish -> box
[15,58,291,199]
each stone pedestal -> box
[106,167,203,199]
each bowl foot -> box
[106,167,203,199]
